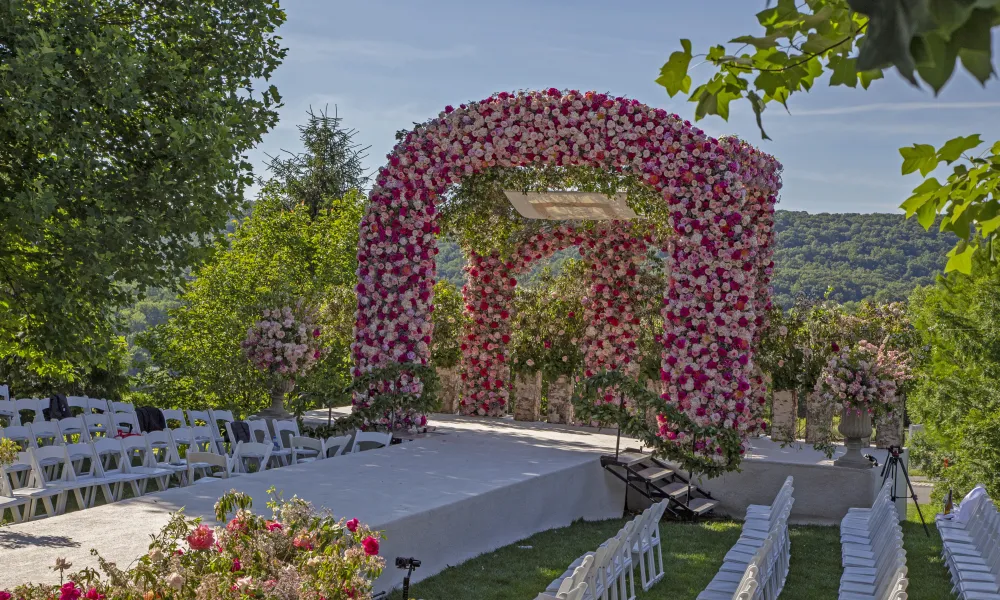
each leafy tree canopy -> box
[0,0,287,377]
[655,0,999,274]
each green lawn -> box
[389,503,952,600]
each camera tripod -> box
[880,445,929,536]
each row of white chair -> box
[0,397,135,426]
[699,476,795,600]
[839,482,909,600]
[0,436,179,521]
[938,488,1000,599]
[540,501,668,600]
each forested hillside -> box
[437,211,957,308]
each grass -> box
[389,503,953,600]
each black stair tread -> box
[686,498,719,515]
[656,482,692,498]
[610,452,647,467]
[635,466,673,482]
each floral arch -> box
[352,89,781,463]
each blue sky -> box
[248,0,1000,214]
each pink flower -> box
[0,592,10,600]
[59,583,81,600]
[346,518,359,533]
[266,520,283,531]
[84,589,105,600]
[186,524,215,551]
[362,536,380,556]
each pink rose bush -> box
[816,339,912,417]
[352,89,779,463]
[6,490,384,600]
[243,303,322,378]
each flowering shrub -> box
[243,303,322,378]
[815,339,912,417]
[7,489,384,600]
[353,89,780,464]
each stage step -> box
[636,466,673,482]
[656,482,691,498]
[686,498,720,515]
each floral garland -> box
[353,89,779,460]
[243,303,322,378]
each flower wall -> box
[353,89,780,460]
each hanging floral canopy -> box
[352,89,781,469]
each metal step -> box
[603,452,647,468]
[685,497,720,515]
[635,466,673,482]
[655,481,692,498]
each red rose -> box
[346,518,359,533]
[186,524,215,551]
[362,536,380,556]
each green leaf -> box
[730,34,782,49]
[917,194,943,229]
[851,0,932,83]
[958,48,996,83]
[938,134,983,163]
[858,69,886,88]
[747,91,771,140]
[914,31,958,92]
[829,56,860,87]
[656,39,694,97]
[944,240,975,273]
[900,143,940,175]
[900,177,943,216]
[694,90,719,120]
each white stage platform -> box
[0,417,622,591]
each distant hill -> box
[436,211,958,307]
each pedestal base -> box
[834,437,874,469]
[254,406,293,421]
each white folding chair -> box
[15,398,43,424]
[350,431,392,453]
[63,442,114,508]
[290,436,325,465]
[246,419,271,444]
[0,461,29,523]
[27,445,90,515]
[120,435,173,492]
[57,416,90,445]
[0,425,36,486]
[269,419,298,465]
[0,400,20,426]
[28,421,62,448]
[83,413,112,439]
[185,409,211,426]
[161,409,188,429]
[66,396,89,416]
[4,451,64,520]
[110,411,141,436]
[231,441,273,473]
[209,409,236,453]
[87,398,110,414]
[323,434,352,458]
[109,401,135,413]
[0,384,8,401]
[144,430,189,486]
[90,438,144,500]
[187,451,239,484]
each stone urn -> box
[257,378,295,420]
[834,406,874,468]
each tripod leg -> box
[898,460,930,537]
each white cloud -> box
[789,101,1000,117]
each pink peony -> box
[186,524,214,551]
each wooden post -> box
[435,366,461,414]
[547,375,575,424]
[805,391,833,444]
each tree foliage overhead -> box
[655,0,999,273]
[0,0,287,376]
